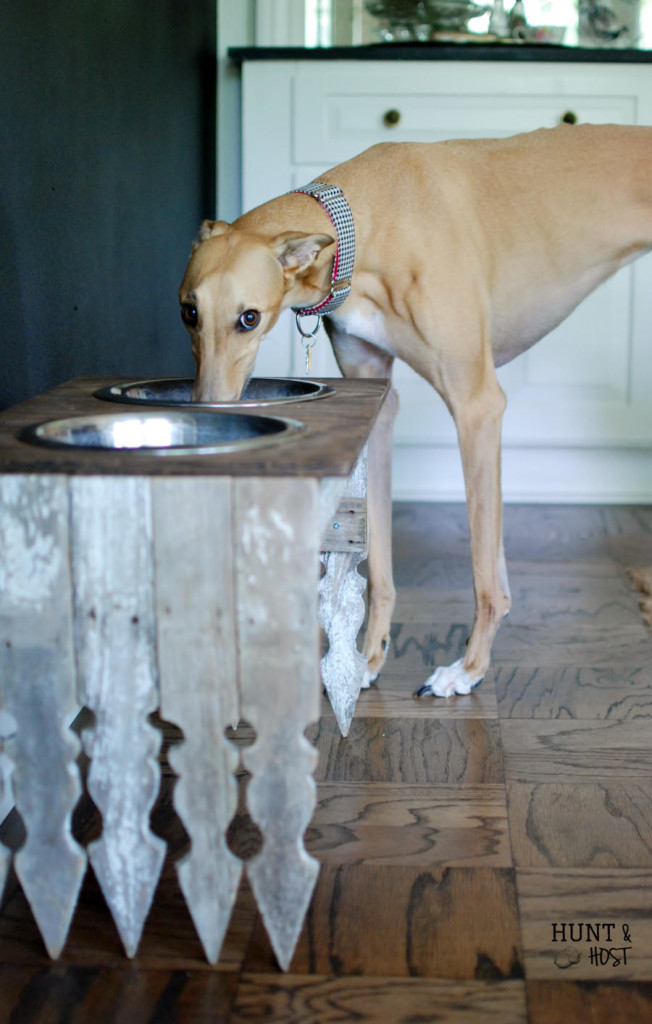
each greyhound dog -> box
[179,124,652,698]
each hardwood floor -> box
[1,503,652,1022]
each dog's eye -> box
[181,303,198,328]
[238,309,261,332]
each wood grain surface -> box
[0,376,388,479]
[1,502,651,1020]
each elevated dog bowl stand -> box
[0,376,388,970]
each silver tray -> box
[94,376,335,408]
[21,410,304,456]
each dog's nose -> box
[191,380,217,403]
[192,378,241,404]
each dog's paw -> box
[361,668,379,690]
[362,634,390,685]
[415,658,483,698]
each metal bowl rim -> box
[93,376,336,408]
[19,409,306,456]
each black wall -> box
[0,1,216,410]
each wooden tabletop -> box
[0,376,389,479]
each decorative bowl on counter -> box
[421,0,490,30]
[365,0,488,38]
[527,24,566,42]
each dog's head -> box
[179,220,334,402]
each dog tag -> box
[295,312,320,376]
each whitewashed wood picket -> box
[318,448,369,736]
[69,476,167,958]
[0,476,87,958]
[0,456,370,970]
[152,477,242,965]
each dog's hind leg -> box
[417,359,511,698]
[325,326,398,684]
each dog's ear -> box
[191,220,230,252]
[272,232,335,274]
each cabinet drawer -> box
[292,64,637,164]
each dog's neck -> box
[289,182,355,321]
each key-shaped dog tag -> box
[295,313,321,376]
[304,338,315,375]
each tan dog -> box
[179,124,652,698]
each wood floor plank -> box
[320,683,499,719]
[308,717,504,784]
[391,503,652,568]
[500,506,652,565]
[384,620,651,675]
[517,868,652,980]
[0,965,238,1024]
[0,865,258,971]
[339,618,499,714]
[501,720,652,783]
[495,665,652,720]
[385,622,470,676]
[307,783,511,868]
[527,980,652,1024]
[232,975,528,1023]
[507,782,652,868]
[244,865,523,980]
[492,623,652,667]
[395,565,640,628]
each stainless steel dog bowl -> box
[94,376,335,407]
[21,410,304,455]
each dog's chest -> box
[329,307,396,356]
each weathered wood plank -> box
[151,477,242,964]
[321,499,367,552]
[0,475,86,957]
[318,552,367,735]
[0,377,389,482]
[319,448,368,735]
[69,476,165,957]
[0,710,15,898]
[234,478,321,970]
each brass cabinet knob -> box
[561,110,578,124]
[383,109,402,127]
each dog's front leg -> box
[417,368,511,698]
[325,326,398,684]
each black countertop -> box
[229,43,652,64]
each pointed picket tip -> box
[321,641,368,738]
[16,841,87,959]
[247,847,319,971]
[318,548,369,738]
[0,845,10,900]
[322,676,359,738]
[176,848,242,964]
[89,834,166,958]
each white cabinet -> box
[240,59,652,501]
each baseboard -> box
[392,444,652,504]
